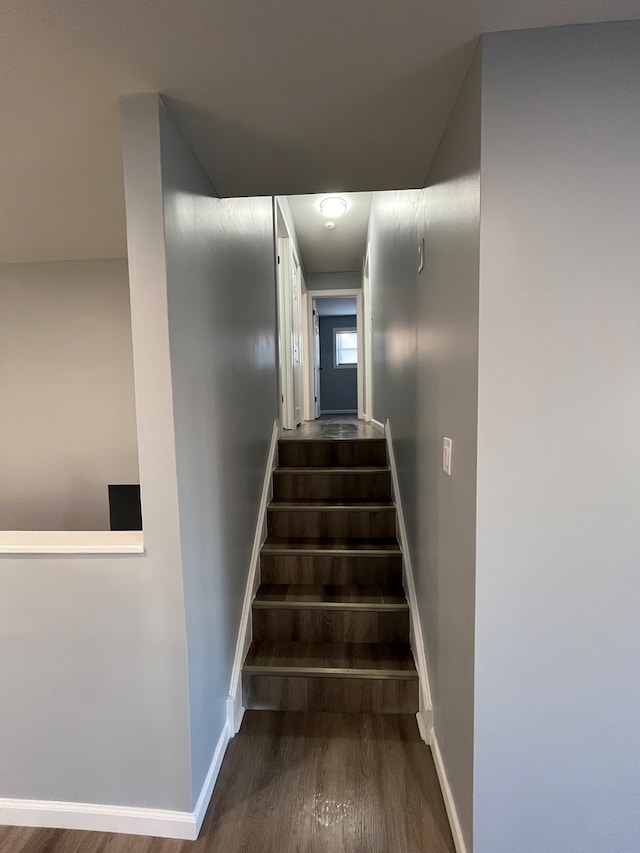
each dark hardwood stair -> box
[259,538,402,585]
[243,641,418,714]
[278,438,387,467]
[242,433,418,714]
[252,583,410,643]
[273,466,392,501]
[267,501,397,539]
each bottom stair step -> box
[242,641,418,714]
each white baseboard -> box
[370,418,385,435]
[226,695,245,738]
[416,709,433,742]
[430,728,468,853]
[192,721,232,837]
[0,798,196,839]
[0,721,232,841]
[384,418,433,741]
[226,419,279,734]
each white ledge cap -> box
[0,530,144,555]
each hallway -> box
[0,712,455,853]
[281,415,381,441]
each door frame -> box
[275,199,294,429]
[302,287,322,422]
[291,245,303,428]
[362,244,373,422]
[305,288,366,421]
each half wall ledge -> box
[0,530,144,555]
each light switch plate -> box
[443,437,452,475]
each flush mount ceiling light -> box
[324,221,336,231]
[320,196,347,218]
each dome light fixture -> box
[324,221,336,231]
[320,196,347,218]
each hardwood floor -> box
[0,712,455,853]
[281,415,383,441]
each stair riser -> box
[267,509,396,539]
[273,471,392,501]
[260,553,403,586]
[278,440,386,468]
[252,608,410,643]
[243,673,418,714]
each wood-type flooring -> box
[0,712,455,853]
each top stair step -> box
[278,438,387,468]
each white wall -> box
[306,271,361,290]
[157,98,278,800]
[0,260,139,530]
[475,22,640,853]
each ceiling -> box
[314,297,357,317]
[288,193,372,273]
[1,1,639,263]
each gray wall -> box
[319,315,357,413]
[417,46,480,849]
[158,99,278,801]
[475,23,640,853]
[369,188,420,536]
[368,49,480,850]
[306,271,361,290]
[0,260,139,530]
[0,95,197,811]
[0,92,278,819]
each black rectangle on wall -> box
[108,484,142,530]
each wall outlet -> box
[443,437,452,475]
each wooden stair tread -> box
[274,466,390,474]
[261,536,401,554]
[278,437,386,444]
[244,640,417,678]
[254,583,407,608]
[268,500,395,510]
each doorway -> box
[275,193,372,427]
[310,293,363,418]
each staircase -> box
[242,433,419,714]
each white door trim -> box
[290,247,303,427]
[275,199,295,429]
[304,288,367,420]
[362,245,373,422]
